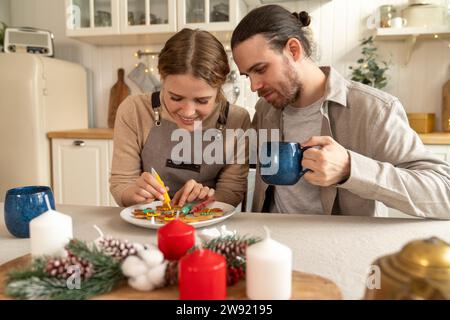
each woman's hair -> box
[158,28,230,96]
[231,5,313,58]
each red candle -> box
[179,249,227,300]
[157,219,195,260]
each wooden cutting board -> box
[0,255,342,300]
[108,68,130,128]
[443,79,450,132]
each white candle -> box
[246,227,292,300]
[29,196,73,257]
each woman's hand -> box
[121,172,169,207]
[172,179,215,206]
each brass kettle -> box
[364,237,450,300]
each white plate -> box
[120,201,236,229]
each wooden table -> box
[0,255,341,300]
[1,204,450,299]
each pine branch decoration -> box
[5,240,125,300]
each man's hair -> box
[231,5,312,57]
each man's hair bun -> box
[293,11,311,27]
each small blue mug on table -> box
[260,141,311,185]
[4,186,55,238]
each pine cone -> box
[96,236,138,261]
[164,260,179,286]
[162,236,260,287]
[227,266,245,286]
[204,236,255,267]
[44,252,93,280]
[203,235,259,286]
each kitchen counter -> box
[1,203,450,300]
[418,132,450,145]
[47,129,450,145]
[47,128,114,139]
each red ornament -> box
[157,219,195,260]
[179,249,227,300]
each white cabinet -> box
[387,144,450,218]
[425,144,450,163]
[52,138,117,206]
[119,0,177,34]
[177,0,247,32]
[65,0,120,36]
[108,140,119,207]
[65,0,249,45]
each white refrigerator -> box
[0,53,88,198]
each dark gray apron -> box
[141,92,229,198]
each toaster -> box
[3,27,54,57]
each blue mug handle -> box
[298,145,313,177]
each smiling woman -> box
[110,28,251,210]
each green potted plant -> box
[349,36,390,90]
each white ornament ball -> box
[139,248,164,268]
[128,274,155,291]
[132,243,145,252]
[121,256,148,278]
[147,261,168,288]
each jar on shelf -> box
[380,5,397,28]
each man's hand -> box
[301,136,351,186]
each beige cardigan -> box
[110,93,251,207]
[252,67,450,219]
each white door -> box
[108,140,119,207]
[52,138,110,206]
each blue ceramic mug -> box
[260,141,311,185]
[4,186,55,238]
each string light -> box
[133,49,159,75]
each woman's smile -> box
[176,113,200,125]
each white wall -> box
[283,0,450,131]
[9,0,450,129]
[0,0,10,25]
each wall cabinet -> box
[65,0,120,36]
[51,138,118,207]
[119,0,177,34]
[177,0,247,32]
[65,0,248,45]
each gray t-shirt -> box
[271,98,325,214]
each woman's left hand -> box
[172,179,215,206]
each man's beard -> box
[259,60,302,109]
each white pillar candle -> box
[246,227,292,300]
[29,196,73,257]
